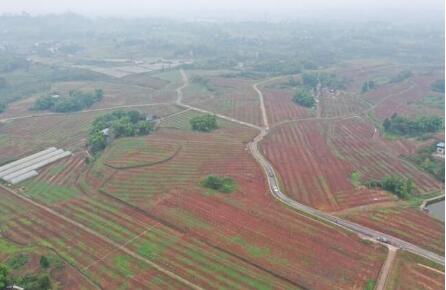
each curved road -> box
[176,70,444,266]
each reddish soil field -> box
[340,205,444,255]
[371,75,444,121]
[329,118,443,193]
[319,89,368,118]
[263,87,313,124]
[183,72,263,126]
[0,187,188,289]
[261,120,398,211]
[81,126,388,289]
[0,104,180,164]
[385,251,445,290]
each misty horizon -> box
[0,0,444,22]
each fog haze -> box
[1,0,444,21]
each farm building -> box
[436,142,445,155]
[0,147,71,184]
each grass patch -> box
[23,180,78,203]
[350,171,362,187]
[363,279,376,290]
[114,255,133,278]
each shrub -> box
[190,114,218,132]
[201,175,236,193]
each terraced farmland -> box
[0,104,180,164]
[261,117,443,211]
[385,251,444,290]
[260,82,314,125]
[340,205,445,255]
[182,72,263,126]
[80,126,388,289]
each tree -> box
[0,264,8,289]
[88,131,107,154]
[136,121,153,135]
[190,114,218,132]
[39,256,50,269]
[293,88,315,108]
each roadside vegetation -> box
[88,110,154,155]
[383,113,443,137]
[32,89,103,112]
[201,175,236,193]
[190,114,218,132]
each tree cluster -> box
[361,80,376,93]
[293,88,315,108]
[409,143,445,182]
[32,89,103,112]
[190,114,218,132]
[201,175,236,193]
[383,113,443,136]
[0,260,51,290]
[88,110,154,155]
[366,176,413,199]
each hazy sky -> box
[0,0,443,20]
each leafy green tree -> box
[88,131,107,154]
[136,121,154,135]
[39,256,50,269]
[293,88,315,108]
[190,114,218,132]
[0,264,9,289]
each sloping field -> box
[0,187,190,289]
[385,251,444,290]
[319,89,369,118]
[82,126,388,290]
[260,120,397,211]
[260,80,313,125]
[0,105,181,164]
[182,72,263,126]
[51,80,177,108]
[364,74,444,121]
[339,205,445,255]
[261,118,443,211]
[160,109,258,142]
[102,137,181,169]
[329,118,443,193]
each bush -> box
[39,256,50,269]
[293,88,315,108]
[190,114,218,132]
[201,175,236,193]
